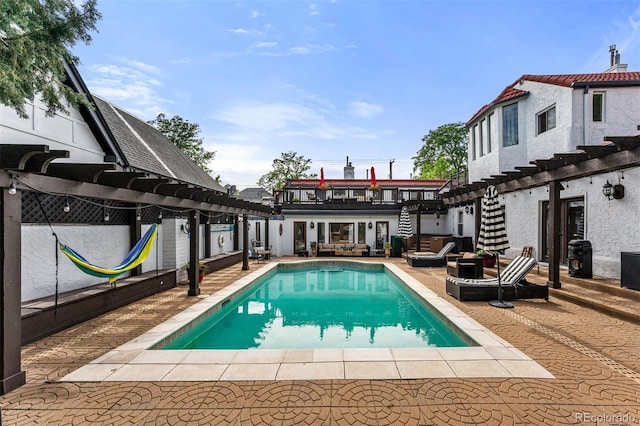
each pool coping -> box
[60,260,554,382]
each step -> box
[484,260,640,324]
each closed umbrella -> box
[398,206,413,239]
[476,185,512,308]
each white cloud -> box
[251,41,278,49]
[347,101,383,119]
[250,10,263,19]
[85,58,171,120]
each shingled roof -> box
[467,71,640,126]
[93,96,225,192]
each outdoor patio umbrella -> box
[318,167,329,190]
[476,185,512,308]
[398,206,413,239]
[370,166,378,190]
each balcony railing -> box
[275,187,440,206]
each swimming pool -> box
[61,260,554,381]
[161,262,473,350]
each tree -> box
[0,0,101,118]
[412,122,468,179]
[258,151,317,192]
[148,113,216,174]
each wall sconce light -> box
[180,222,190,234]
[464,205,474,215]
[310,221,315,229]
[604,179,625,200]
[8,175,17,195]
[602,180,613,200]
[368,221,373,229]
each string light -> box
[8,176,17,195]
[64,196,71,213]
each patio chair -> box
[407,241,456,267]
[446,256,548,301]
[521,245,540,274]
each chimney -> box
[605,44,628,73]
[344,156,354,179]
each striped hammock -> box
[59,224,158,283]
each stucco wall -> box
[22,224,162,302]
[502,168,640,279]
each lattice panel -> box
[22,193,130,225]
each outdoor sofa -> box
[317,243,370,257]
[445,256,548,301]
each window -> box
[329,223,353,243]
[357,222,366,244]
[537,106,556,135]
[479,120,484,157]
[503,103,518,146]
[487,113,493,153]
[471,128,477,160]
[593,92,604,122]
[457,211,464,236]
[318,222,325,244]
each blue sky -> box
[72,0,640,189]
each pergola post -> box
[188,209,201,296]
[416,207,422,252]
[204,212,211,258]
[242,214,249,271]
[265,217,270,250]
[129,204,142,277]
[0,188,26,394]
[547,181,562,288]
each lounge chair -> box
[446,256,548,301]
[407,242,456,267]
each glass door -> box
[293,222,307,254]
[375,221,389,250]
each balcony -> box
[275,187,441,210]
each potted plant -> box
[310,241,317,256]
[476,250,496,268]
[384,242,391,258]
[182,261,207,282]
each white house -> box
[462,46,640,279]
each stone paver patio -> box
[1,257,639,425]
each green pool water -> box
[162,263,472,349]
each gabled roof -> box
[92,96,225,192]
[467,71,640,127]
[238,187,271,202]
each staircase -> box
[484,259,640,324]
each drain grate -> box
[505,310,640,384]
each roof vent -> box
[344,156,354,179]
[606,44,628,73]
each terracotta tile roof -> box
[467,71,640,126]
[287,179,448,188]
[467,86,529,125]
[522,71,640,87]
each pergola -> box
[0,144,272,394]
[440,135,640,288]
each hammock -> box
[59,224,158,284]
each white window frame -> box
[536,105,556,135]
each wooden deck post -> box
[0,188,26,394]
